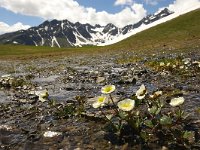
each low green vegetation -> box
[146,57,200,78]
[0,75,32,90]
[115,55,142,64]
[90,84,196,148]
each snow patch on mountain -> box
[0,7,199,48]
[98,6,200,46]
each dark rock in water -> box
[64,87,74,91]
[116,77,137,85]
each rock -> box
[112,68,127,74]
[96,77,105,83]
[43,131,62,138]
[117,77,136,84]
[0,125,13,130]
[124,77,136,84]
[1,74,11,78]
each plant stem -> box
[109,94,119,114]
[99,107,116,128]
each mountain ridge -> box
[0,8,174,47]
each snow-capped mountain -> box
[0,8,173,47]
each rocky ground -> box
[0,49,200,149]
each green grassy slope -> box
[0,9,199,59]
[108,9,200,51]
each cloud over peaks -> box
[144,0,159,6]
[168,0,200,13]
[0,22,30,34]
[0,0,147,28]
[114,0,133,6]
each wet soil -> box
[0,49,200,149]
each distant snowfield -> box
[98,6,200,46]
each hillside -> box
[108,9,200,51]
[0,9,199,59]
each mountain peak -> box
[0,8,174,47]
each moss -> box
[115,55,141,64]
[145,57,183,72]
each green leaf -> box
[155,107,161,115]
[140,131,149,142]
[106,114,113,120]
[160,115,172,125]
[158,100,164,108]
[118,111,127,119]
[144,120,154,128]
[183,131,195,143]
[148,106,158,114]
[148,105,161,115]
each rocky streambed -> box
[0,50,200,149]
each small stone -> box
[0,125,12,130]
[43,131,62,138]
[161,146,168,150]
[96,77,105,83]
[1,74,11,78]
[19,99,28,103]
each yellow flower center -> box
[121,102,131,108]
[98,97,105,103]
[104,87,112,92]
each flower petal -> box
[169,97,185,107]
[92,95,107,108]
[92,102,101,108]
[136,84,147,99]
[117,99,135,111]
[101,85,116,94]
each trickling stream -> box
[0,51,200,149]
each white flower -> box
[136,84,147,99]
[160,62,165,67]
[182,58,191,65]
[117,99,135,111]
[35,90,49,102]
[169,97,185,107]
[150,91,163,99]
[92,96,107,108]
[101,85,116,94]
[193,61,200,67]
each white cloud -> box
[144,0,159,6]
[114,0,133,6]
[0,22,30,34]
[0,0,147,28]
[168,0,200,13]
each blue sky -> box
[0,0,199,34]
[77,0,172,13]
[0,0,173,26]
